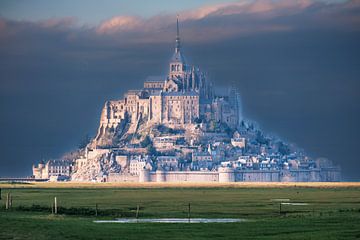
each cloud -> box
[38,17,77,29]
[95,0,307,34]
[0,19,6,30]
[1,0,359,44]
[96,16,142,34]
[181,0,313,19]
[91,0,359,41]
[180,2,247,20]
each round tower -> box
[38,162,45,169]
[139,168,150,182]
[218,167,235,183]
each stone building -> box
[33,160,73,179]
[95,17,240,141]
[129,155,152,176]
[231,131,246,148]
[156,156,179,171]
[153,136,177,151]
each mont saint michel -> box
[3,2,360,239]
[32,19,340,183]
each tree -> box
[147,144,158,156]
[140,136,152,148]
[194,117,202,124]
[208,120,217,132]
[256,131,268,145]
[222,123,232,136]
[278,142,291,156]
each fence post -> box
[95,203,98,217]
[9,194,12,209]
[5,193,9,210]
[54,197,57,214]
[0,188,2,200]
[279,203,282,215]
[188,203,191,223]
[136,205,140,220]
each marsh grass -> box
[0,184,359,239]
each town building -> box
[156,156,179,171]
[129,155,151,175]
[33,160,73,179]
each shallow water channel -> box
[94,218,246,223]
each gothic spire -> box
[175,15,180,53]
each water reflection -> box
[94,218,245,223]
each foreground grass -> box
[1,211,359,240]
[1,181,360,188]
[0,185,359,239]
[1,186,360,218]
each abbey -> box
[32,18,340,183]
[95,18,239,142]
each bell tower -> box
[169,15,186,79]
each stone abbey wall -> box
[108,173,139,182]
[235,170,280,182]
[150,171,218,182]
[106,167,341,183]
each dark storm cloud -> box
[0,0,359,179]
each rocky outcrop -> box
[71,151,121,181]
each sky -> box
[0,0,241,24]
[0,0,359,180]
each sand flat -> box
[1,181,360,189]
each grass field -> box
[0,182,360,239]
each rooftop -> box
[145,76,165,82]
[162,91,199,96]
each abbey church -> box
[96,18,241,139]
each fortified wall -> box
[107,167,341,183]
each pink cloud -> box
[1,0,359,43]
[0,19,6,30]
[38,17,77,29]
[180,0,314,20]
[244,0,312,14]
[95,0,317,35]
[180,2,247,20]
[96,16,142,34]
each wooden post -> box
[95,203,98,217]
[136,205,140,219]
[188,203,191,222]
[9,194,12,209]
[279,203,282,215]
[51,202,54,214]
[54,197,57,214]
[5,193,9,210]
[0,188,2,200]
